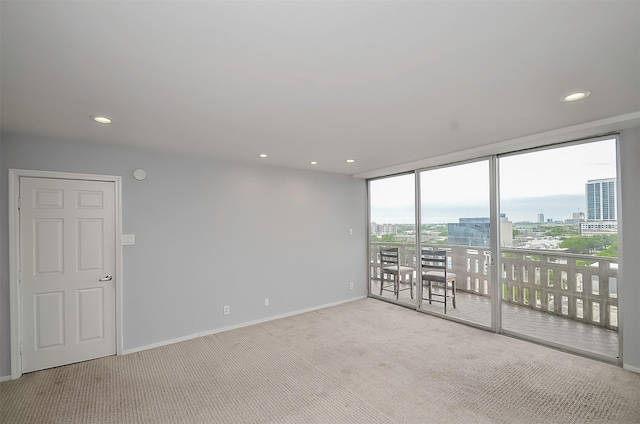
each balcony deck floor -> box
[371,281,618,359]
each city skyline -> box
[370,138,617,224]
[372,193,586,225]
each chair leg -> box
[410,274,414,299]
[442,281,447,314]
[379,272,383,296]
[452,280,456,309]
[393,273,400,300]
[428,280,432,304]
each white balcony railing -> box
[370,242,619,330]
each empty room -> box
[1,1,640,423]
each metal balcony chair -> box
[380,247,414,300]
[421,249,456,313]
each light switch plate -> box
[122,234,136,245]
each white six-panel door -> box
[20,177,116,373]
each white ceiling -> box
[1,1,639,175]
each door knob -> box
[99,275,113,282]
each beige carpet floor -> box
[2,298,639,423]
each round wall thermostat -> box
[133,169,147,181]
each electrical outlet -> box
[349,282,354,290]
[223,305,230,315]
[264,298,269,307]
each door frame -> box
[413,157,496,330]
[9,169,123,379]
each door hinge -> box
[17,198,21,210]
[20,343,23,355]
[18,271,22,284]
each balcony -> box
[369,242,618,358]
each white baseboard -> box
[623,363,640,374]
[122,296,367,355]
[0,375,11,383]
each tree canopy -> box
[543,226,579,237]
[371,234,401,243]
[559,234,617,255]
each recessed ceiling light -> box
[259,154,268,158]
[561,91,591,102]
[310,161,318,165]
[91,115,112,124]
[346,159,355,163]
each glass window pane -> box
[369,174,416,307]
[499,139,618,359]
[419,160,491,327]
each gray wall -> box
[619,128,640,372]
[2,130,640,377]
[0,133,367,377]
[0,139,3,374]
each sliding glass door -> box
[367,136,620,362]
[498,138,619,359]
[418,160,492,327]
[369,173,417,308]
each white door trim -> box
[9,169,123,379]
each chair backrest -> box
[421,249,447,272]
[380,247,400,268]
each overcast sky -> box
[370,138,617,223]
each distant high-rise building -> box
[586,178,616,221]
[370,222,398,236]
[582,178,617,234]
[447,216,513,247]
[538,213,544,223]
[566,212,585,225]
